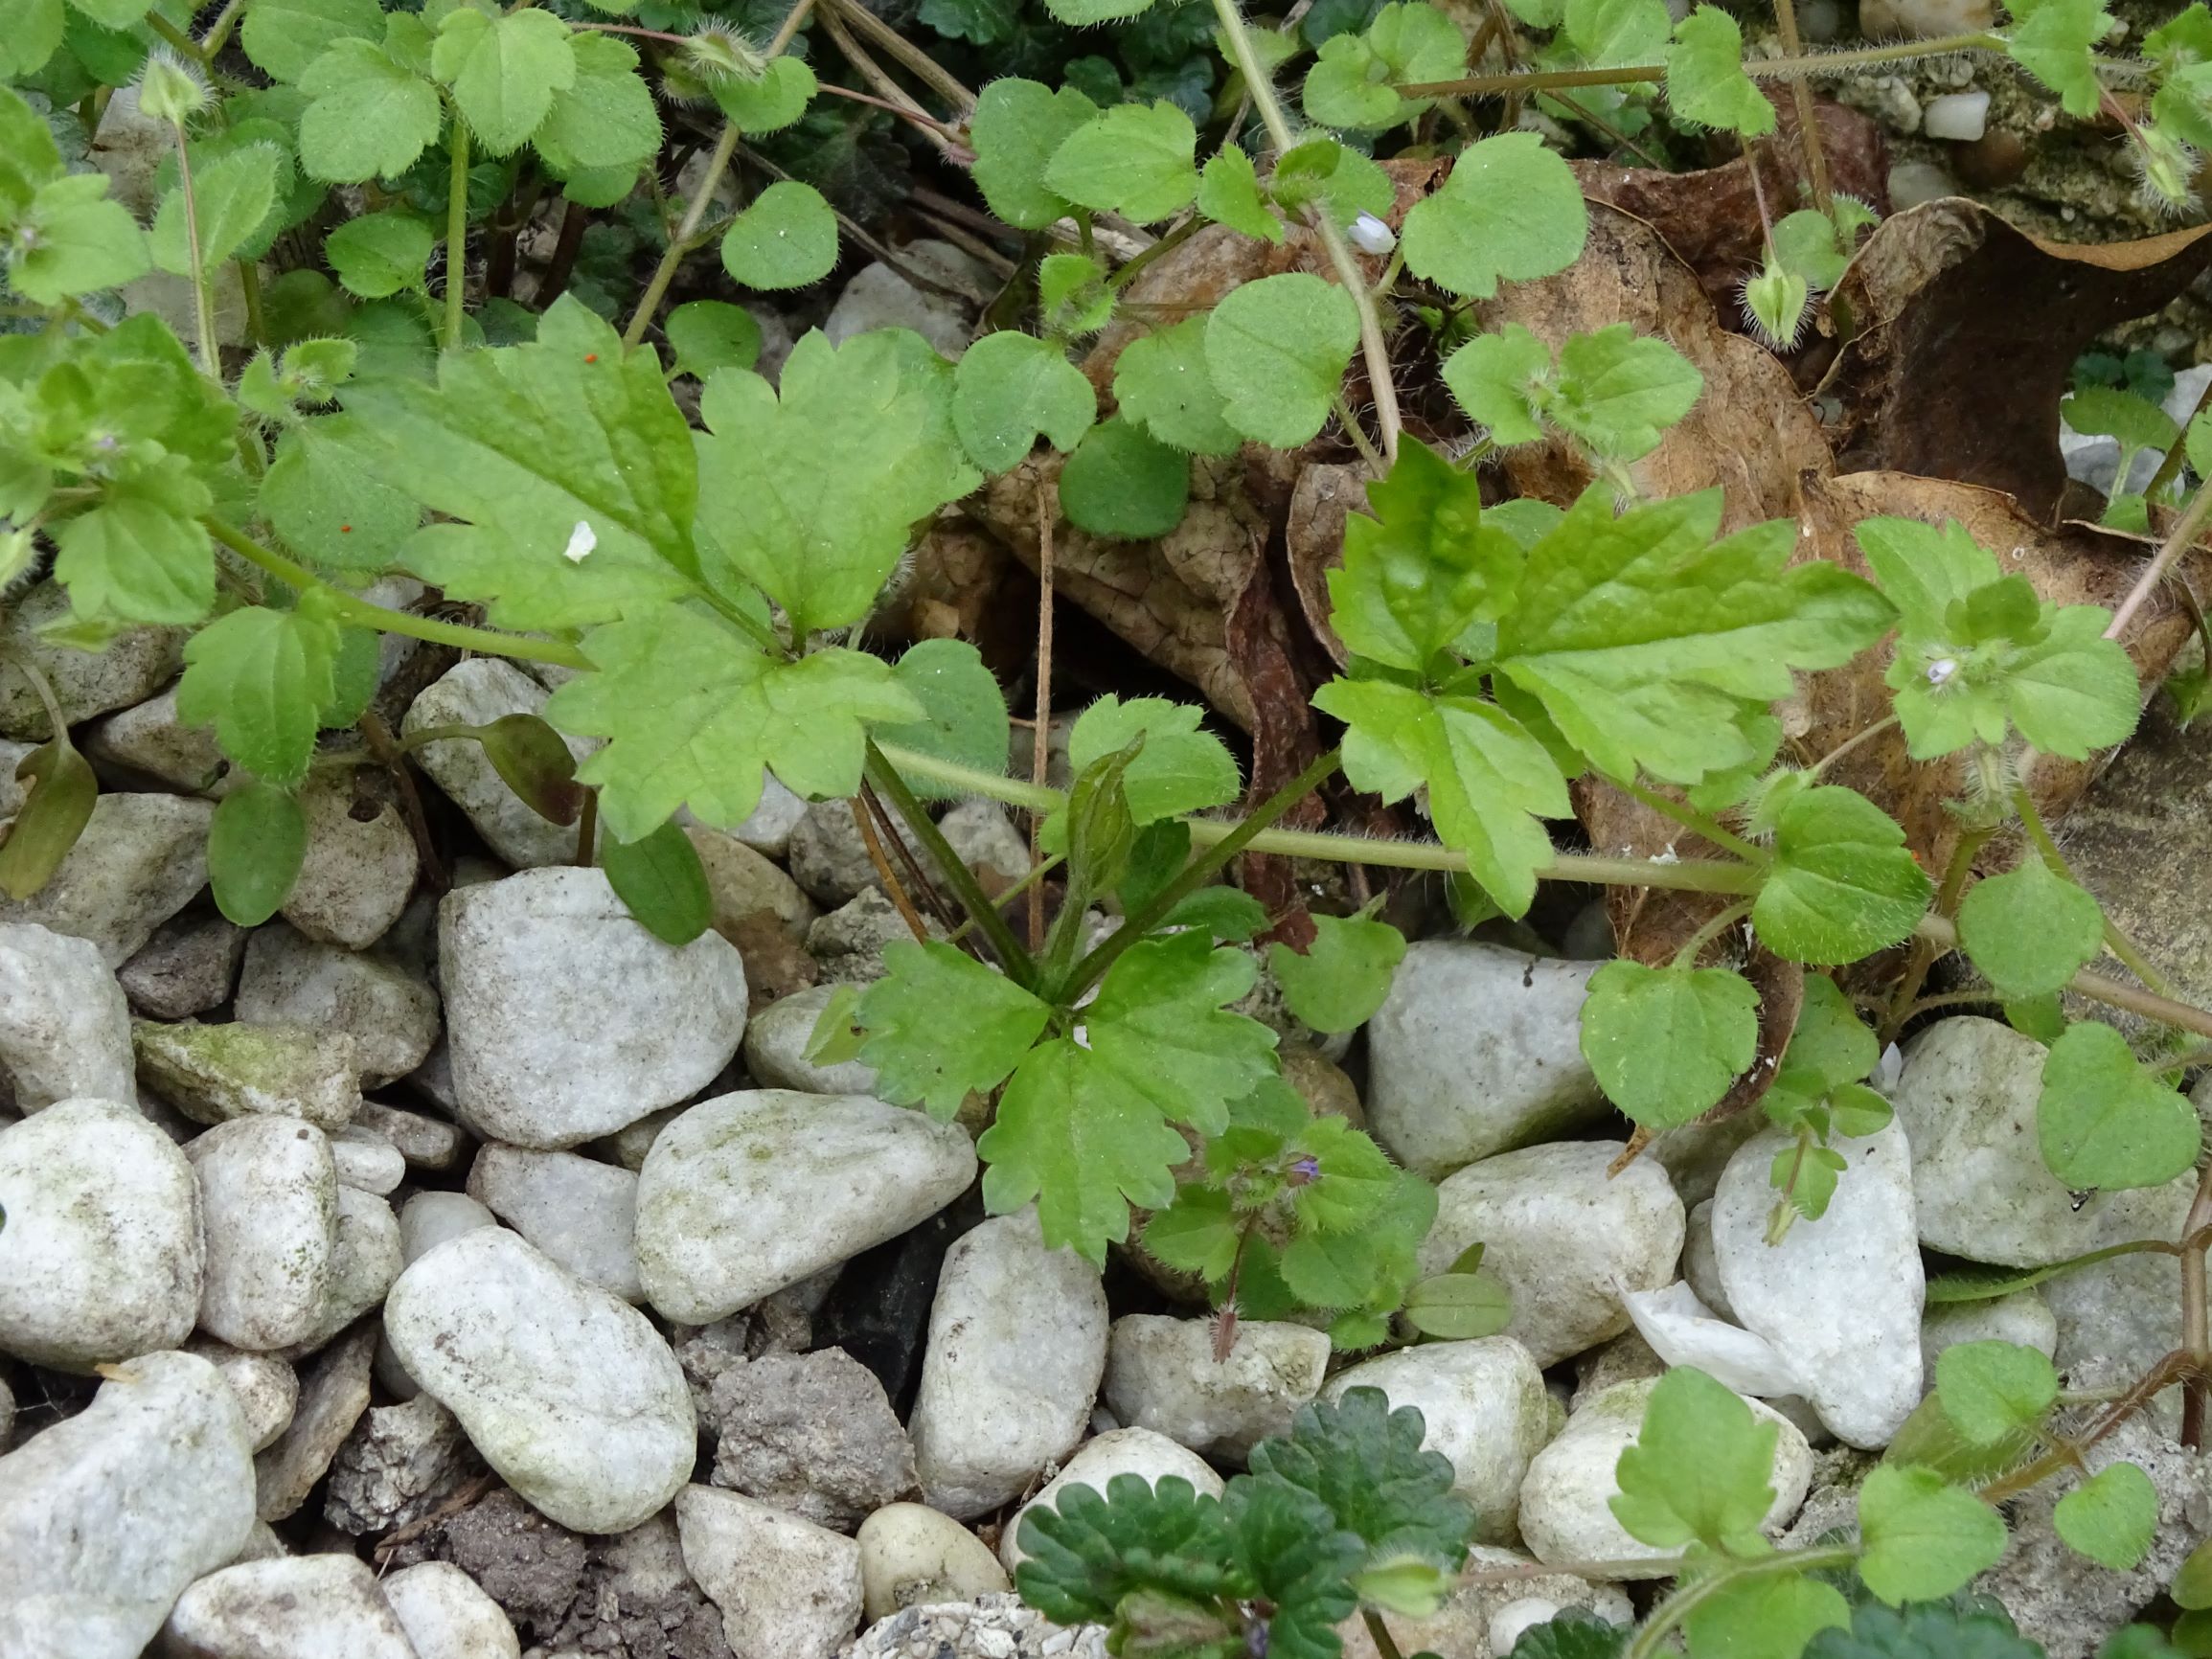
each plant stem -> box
[444,121,470,350]
[622,122,738,349]
[198,0,248,56]
[2108,475,2212,639]
[1805,711,1899,779]
[1881,827,1990,1044]
[1360,1610,1407,1659]
[201,515,594,669]
[145,11,206,59]
[573,788,598,866]
[236,257,266,349]
[1671,898,1754,967]
[1209,0,1402,465]
[1913,912,2212,1042]
[1404,32,2009,99]
[1767,0,1832,216]
[852,796,933,943]
[820,0,974,109]
[863,740,1038,989]
[2014,784,2181,999]
[168,119,221,380]
[2145,375,2212,505]
[1626,1548,1861,1659]
[1621,778,1768,865]
[1030,481,1058,952]
[2183,1158,2212,1446]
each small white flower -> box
[1872,1042,1904,1094]
[1926,656,1958,686]
[1347,213,1397,256]
[562,521,598,564]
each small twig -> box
[812,3,968,164]
[852,796,932,943]
[818,0,975,110]
[1031,481,1057,953]
[1881,828,1990,1045]
[373,1472,500,1560]
[358,711,448,892]
[573,790,598,866]
[2108,477,2212,640]
[866,783,961,929]
[2145,375,2212,504]
[1769,0,1833,216]
[2182,1159,2212,1447]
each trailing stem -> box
[444,120,470,350]
[167,118,221,379]
[1400,32,2008,99]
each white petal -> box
[562,521,598,564]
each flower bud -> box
[137,48,211,125]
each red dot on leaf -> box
[340,525,353,534]
[584,353,599,363]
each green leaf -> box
[1565,0,1671,64]
[1855,1465,2009,1606]
[151,144,280,274]
[1203,272,1360,448]
[1609,1367,1779,1555]
[1044,101,1198,224]
[2064,386,2180,455]
[1039,251,1114,337]
[1268,911,1407,1034]
[207,782,307,926]
[1401,1268,1513,1338]
[1041,0,1153,27]
[2000,605,2142,760]
[1772,208,1856,292]
[979,1036,1195,1262]
[1769,972,1877,1099]
[2175,1537,2212,1610]
[712,57,817,134]
[1271,135,1396,228]
[1303,2,1465,129]
[1196,146,1282,242]
[1441,324,1554,447]
[1014,1473,1242,1630]
[1684,1574,1849,1659]
[11,175,149,305]
[432,6,577,155]
[806,983,866,1066]
[175,599,343,786]
[664,300,761,378]
[951,330,1096,472]
[969,78,1099,231]
[601,819,713,946]
[343,296,696,629]
[1060,415,1190,537]
[1958,854,2106,999]
[1144,1186,1241,1281]
[859,939,1053,1119]
[1065,741,1140,905]
[534,34,662,174]
[476,713,584,825]
[1326,437,1522,670]
[1803,1602,2043,1659]
[2038,1019,2201,1192]
[1752,785,1931,965]
[1084,932,1278,1136]
[1579,959,1759,1129]
[52,461,214,625]
[1313,679,1568,917]
[875,638,1011,799]
[1246,1386,1475,1565]
[1113,317,1242,457]
[1551,324,1703,462]
[1666,6,1775,135]
[0,85,62,214]
[549,607,922,844]
[1401,132,1586,301]
[2007,0,2112,117]
[0,735,96,901]
[260,416,424,576]
[2055,1462,2159,1570]
[1935,1339,2060,1447]
[298,38,442,182]
[325,208,435,298]
[720,180,837,290]
[695,328,976,635]
[241,0,382,81]
[1496,489,1894,785]
[1066,694,1240,824]
[1503,1610,1630,1659]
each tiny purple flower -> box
[1289,1154,1321,1183]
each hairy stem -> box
[2108,475,2212,639]
[622,122,740,348]
[1621,778,1768,865]
[198,0,248,57]
[1404,31,2010,98]
[1881,828,1990,1045]
[1913,912,2212,1042]
[1671,898,1754,967]
[237,257,266,350]
[1767,0,1832,215]
[444,120,470,350]
[863,740,1038,989]
[168,119,221,379]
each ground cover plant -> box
[13,0,2212,1649]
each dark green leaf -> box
[207,782,307,926]
[0,734,96,901]
[601,818,713,946]
[1246,1386,1474,1565]
[1803,1601,2042,1659]
[477,712,585,826]
[1753,785,1932,965]
[1060,416,1190,538]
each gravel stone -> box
[185,1340,297,1453]
[677,1484,866,1659]
[0,793,213,966]
[1337,1546,1631,1659]
[352,1099,467,1171]
[157,1553,416,1659]
[235,923,441,1085]
[382,1561,521,1659]
[376,1193,499,1398]
[80,686,224,791]
[467,1142,643,1302]
[709,1349,919,1529]
[280,1185,400,1359]
[0,581,181,740]
[856,1504,1010,1622]
[282,765,420,949]
[692,825,817,936]
[119,909,247,1020]
[844,1595,1105,1659]
[135,1019,361,1131]
[254,1323,376,1522]
[331,1124,405,1194]
[326,1393,475,1535]
[787,798,927,907]
[403,659,598,869]
[1100,1314,1331,1463]
[742,983,881,1095]
[187,1116,338,1352]
[0,922,136,1112]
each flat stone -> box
[331,1124,405,1194]
[0,1098,201,1367]
[157,1554,417,1659]
[709,1348,917,1529]
[186,1340,298,1453]
[808,890,946,983]
[441,867,748,1148]
[467,1142,643,1302]
[404,659,597,869]
[0,580,181,740]
[2045,1250,2184,1438]
[0,922,136,1111]
[119,909,246,1020]
[1002,1428,1223,1571]
[326,1393,474,1536]
[381,1561,520,1659]
[1518,1377,1813,1578]
[691,824,816,936]
[1101,1314,1331,1463]
[0,1351,255,1659]
[911,1209,1109,1519]
[635,1089,976,1323]
[376,1193,500,1398]
[1336,1546,1632,1659]
[255,1323,376,1522]
[280,1186,400,1359]
[1711,1121,1925,1447]
[741,983,881,1095]
[81,686,224,791]
[0,793,213,966]
[187,1116,338,1352]
[1420,1140,1685,1368]
[235,923,441,1086]
[1364,943,1608,1178]
[352,1099,467,1171]
[823,240,991,359]
[1320,1339,1552,1545]
[1891,1017,2195,1266]
[856,1504,1010,1622]
[675,1485,865,1659]
[384,1227,696,1533]
[282,766,420,949]
[136,1019,361,1131]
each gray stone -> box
[0,738,25,819]
[235,923,440,1085]
[742,984,881,1095]
[0,1098,201,1367]
[676,1485,865,1659]
[157,1554,416,1659]
[185,1340,297,1453]
[80,686,224,791]
[808,890,944,982]
[0,793,213,966]
[847,1597,1104,1659]
[136,1019,361,1131]
[353,1099,467,1171]
[938,801,1031,887]
[1420,1140,1685,1369]
[403,658,597,869]
[1922,1289,2058,1397]
[635,1089,976,1324]
[787,798,927,907]
[822,241,992,360]
[281,1186,400,1359]
[1320,1339,1552,1544]
[912,1209,1109,1519]
[709,1349,918,1529]
[1337,1547,1632,1659]
[1364,943,1608,1178]
[375,1193,498,1399]
[1649,1112,1766,1211]
[119,910,246,1020]
[691,824,816,936]
[327,1393,474,1536]
[1891,1017,2195,1266]
[467,1142,643,1302]
[331,1124,405,1194]
[382,1561,520,1659]
[735,775,808,860]
[187,1116,338,1352]
[2045,1249,2185,1438]
[282,765,420,949]
[441,867,748,1148]
[0,1350,256,1659]
[1002,1427,1223,1571]
[1101,1314,1331,1463]
[0,1375,11,1450]
[1518,1377,1813,1578]
[1683,1198,1732,1319]
[0,922,135,1111]
[255,1323,376,1522]
[855,1504,1009,1623]
[384,1227,696,1533]
[0,580,181,740]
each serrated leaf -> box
[1551,324,1702,462]
[859,939,1052,1120]
[1204,272,1360,448]
[1247,1386,1474,1565]
[1014,1473,1242,1629]
[1883,1390,2046,1489]
[721,180,837,290]
[2038,1019,2201,1192]
[242,0,382,81]
[1856,1464,2009,1606]
[1084,932,1277,1135]
[151,144,279,274]
[260,416,422,575]
[952,330,1096,473]
[1113,316,1242,456]
[1565,0,1671,64]
[1144,1186,1241,1281]
[1503,1609,1630,1659]
[1609,1366,1779,1555]
[1042,0,1152,24]
[325,208,435,298]
[1803,1602,2043,1659]
[207,781,307,926]
[1303,0,1465,129]
[2064,385,2179,455]
[1197,146,1282,242]
[1268,912,1406,1034]
[52,460,214,625]
[1580,959,1759,1129]
[1667,6,1774,134]
[2007,0,2111,116]
[969,78,1099,231]
[1060,415,1189,537]
[1067,694,1240,824]
[0,735,95,901]
[175,600,343,786]
[1039,251,1114,336]
[11,175,149,306]
[1044,101,1197,223]
[534,34,662,174]
[1753,784,1931,964]
[1401,131,1586,301]
[1936,1340,2060,1447]
[875,638,1011,800]
[0,85,62,213]
[1958,854,2106,999]
[432,6,577,155]
[2055,1462,2159,1569]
